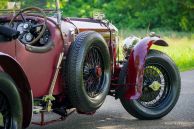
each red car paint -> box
[0,52,32,128]
[125,37,168,99]
[15,19,64,97]
[0,15,168,100]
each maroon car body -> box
[0,1,180,129]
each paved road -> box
[29,70,194,129]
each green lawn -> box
[153,37,194,71]
[119,29,194,71]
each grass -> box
[153,37,194,71]
[118,29,194,71]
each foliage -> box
[60,0,194,32]
[0,0,193,31]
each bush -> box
[61,0,194,32]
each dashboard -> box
[0,20,51,46]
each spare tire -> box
[65,31,111,112]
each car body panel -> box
[15,19,64,97]
[0,16,116,98]
[125,37,168,99]
[0,40,16,57]
[0,52,32,128]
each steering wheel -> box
[9,7,47,45]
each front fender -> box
[0,52,32,128]
[124,37,168,100]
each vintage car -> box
[0,0,181,129]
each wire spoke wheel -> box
[119,50,180,120]
[83,47,104,98]
[65,31,110,112]
[139,64,170,108]
[0,92,11,129]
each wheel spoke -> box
[0,97,3,112]
[83,47,104,98]
[139,64,170,107]
[0,92,11,129]
[0,113,3,127]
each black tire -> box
[119,49,181,120]
[0,72,22,129]
[65,31,111,112]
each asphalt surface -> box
[29,70,194,129]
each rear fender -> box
[124,37,168,100]
[0,52,32,128]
